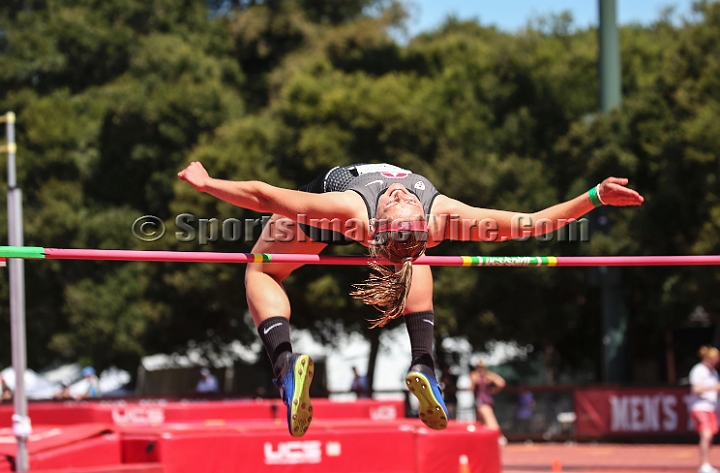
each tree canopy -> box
[0,0,719,384]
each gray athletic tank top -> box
[322,164,440,219]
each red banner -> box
[575,387,697,436]
[0,399,405,428]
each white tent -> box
[1,365,131,400]
[1,367,58,400]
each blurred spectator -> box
[196,368,219,394]
[515,390,535,432]
[689,345,720,473]
[76,366,101,400]
[54,379,73,400]
[350,366,371,398]
[439,365,458,420]
[470,361,505,432]
[1,376,12,402]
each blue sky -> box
[402,0,699,36]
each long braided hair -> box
[350,218,428,328]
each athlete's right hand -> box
[178,161,212,192]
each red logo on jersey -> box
[381,171,409,179]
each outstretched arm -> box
[178,162,360,221]
[433,177,644,242]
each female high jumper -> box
[178,162,643,437]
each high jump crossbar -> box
[1,246,720,267]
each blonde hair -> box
[350,218,427,328]
[698,345,720,362]
[475,360,489,374]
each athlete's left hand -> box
[598,177,644,207]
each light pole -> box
[598,0,629,384]
[599,0,622,112]
[1,111,30,472]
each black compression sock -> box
[405,310,435,371]
[257,317,292,375]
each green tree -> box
[1,0,719,390]
[0,0,244,370]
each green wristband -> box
[588,185,604,207]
